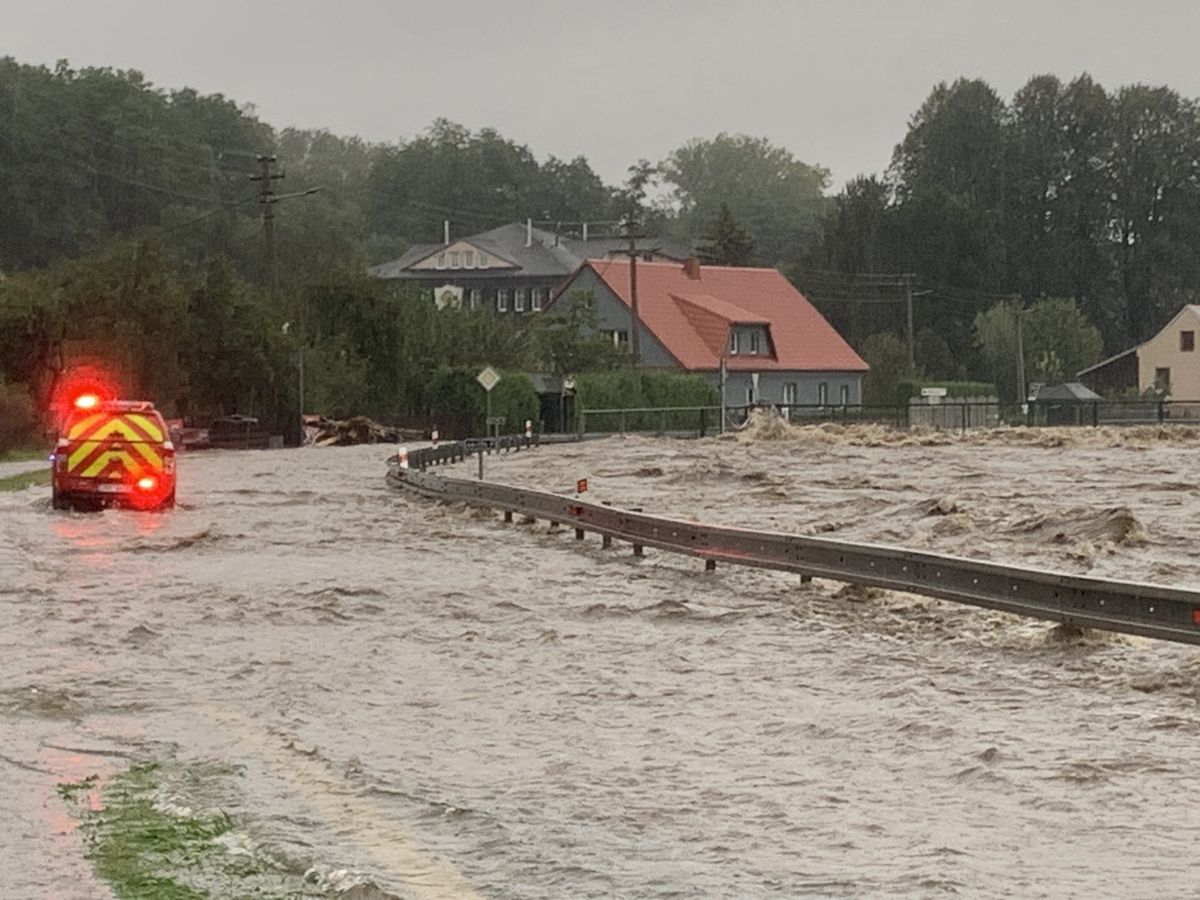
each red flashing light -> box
[74,394,100,410]
[136,476,158,492]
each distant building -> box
[549,258,868,406]
[368,221,692,317]
[1078,305,1200,398]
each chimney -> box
[443,220,450,246]
[683,256,702,280]
[526,217,533,248]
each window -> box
[1155,367,1171,392]
[515,288,527,312]
[435,252,446,269]
[729,331,740,355]
[463,250,475,269]
[840,384,850,407]
[606,330,629,348]
[448,251,460,269]
[469,288,481,310]
[749,330,760,355]
[497,289,509,312]
[1183,331,1195,352]
[818,382,828,406]
[783,383,797,405]
[532,287,545,311]
[478,252,489,269]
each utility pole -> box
[607,222,657,366]
[250,155,284,297]
[904,273,915,373]
[1014,297,1027,404]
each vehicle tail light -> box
[137,476,158,492]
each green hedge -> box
[0,381,40,453]
[575,371,718,430]
[426,368,538,436]
[895,379,996,404]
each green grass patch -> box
[59,762,321,899]
[0,467,50,492]
[0,447,48,462]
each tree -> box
[526,290,628,375]
[860,332,914,406]
[974,297,1103,400]
[698,203,755,266]
[660,133,829,266]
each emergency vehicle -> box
[51,394,176,510]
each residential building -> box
[368,221,692,317]
[1078,305,1200,398]
[549,258,868,406]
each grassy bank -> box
[0,467,49,492]
[59,763,319,899]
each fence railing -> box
[573,399,1200,436]
[386,446,1200,647]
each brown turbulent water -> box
[2,429,1200,898]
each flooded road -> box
[2,431,1200,897]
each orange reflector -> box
[136,476,158,491]
[1192,608,1200,626]
[74,394,99,410]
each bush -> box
[426,368,538,436]
[0,381,40,453]
[896,379,996,403]
[574,371,718,430]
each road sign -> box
[486,416,506,427]
[477,366,501,392]
[921,387,948,398]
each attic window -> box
[449,251,460,269]
[436,252,446,269]
[1182,330,1195,352]
[463,250,475,269]
[729,331,739,355]
[478,252,489,269]
[749,330,761,355]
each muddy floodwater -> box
[3,427,1200,898]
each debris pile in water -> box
[308,416,421,447]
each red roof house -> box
[548,258,868,407]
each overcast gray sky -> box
[7,0,1200,190]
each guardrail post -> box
[659,410,667,436]
[601,534,612,549]
[577,410,585,441]
[1158,399,1166,423]
[1092,401,1099,428]
[699,406,707,438]
[619,410,626,433]
[705,559,716,572]
[800,574,813,583]
[503,510,513,523]
[632,543,644,557]
[575,528,585,541]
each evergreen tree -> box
[699,203,756,266]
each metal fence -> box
[573,399,1200,436]
[387,444,1200,647]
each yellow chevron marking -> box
[67,414,105,440]
[81,450,137,478]
[126,414,163,441]
[127,440,162,469]
[68,440,102,472]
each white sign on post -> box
[476,366,501,392]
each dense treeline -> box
[819,74,1200,378]
[4,57,1200,434]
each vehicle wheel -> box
[51,488,71,510]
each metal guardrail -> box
[401,433,538,471]
[387,440,1200,646]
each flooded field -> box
[3,428,1200,897]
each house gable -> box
[1137,305,1200,398]
[406,240,518,272]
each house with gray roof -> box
[368,221,692,318]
